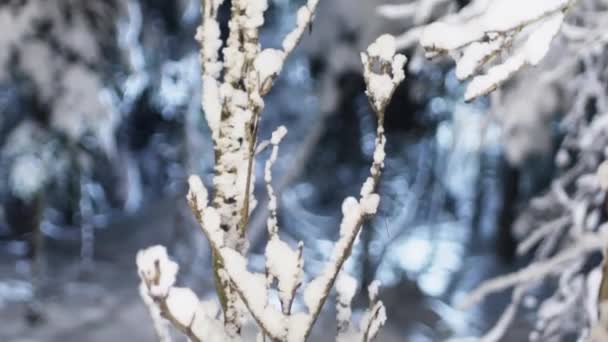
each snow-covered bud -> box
[136,245,179,297]
[362,34,407,113]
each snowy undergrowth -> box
[136,0,406,341]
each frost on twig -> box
[418,0,573,101]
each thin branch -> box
[462,232,608,308]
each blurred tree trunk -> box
[496,157,519,262]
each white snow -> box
[336,272,357,338]
[202,76,222,139]
[597,161,608,191]
[463,12,563,101]
[244,0,269,30]
[523,12,564,66]
[265,237,302,308]
[220,247,287,339]
[165,287,199,326]
[340,197,362,236]
[303,275,325,315]
[282,0,319,53]
[464,53,525,101]
[368,280,381,301]
[136,245,179,297]
[196,19,223,77]
[254,49,286,85]
[336,273,358,305]
[420,0,568,101]
[295,7,312,26]
[421,0,569,54]
[360,193,380,215]
[205,208,224,246]
[360,302,387,340]
[9,154,47,201]
[360,177,374,197]
[138,282,171,342]
[481,0,568,32]
[367,34,396,61]
[287,313,309,342]
[270,125,288,145]
[391,54,407,84]
[456,39,505,80]
[368,74,395,109]
[188,174,208,206]
[372,143,386,168]
[222,45,246,84]
[420,21,484,52]
[376,2,418,20]
[187,175,225,248]
[191,306,229,342]
[362,34,407,112]
[264,126,288,235]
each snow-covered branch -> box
[290,35,405,341]
[192,0,325,336]
[462,231,608,309]
[184,33,405,340]
[406,0,578,101]
[137,246,228,342]
[138,0,406,339]
[335,275,386,342]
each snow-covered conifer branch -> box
[415,0,576,101]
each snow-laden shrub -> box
[136,1,407,341]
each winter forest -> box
[1,0,608,341]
